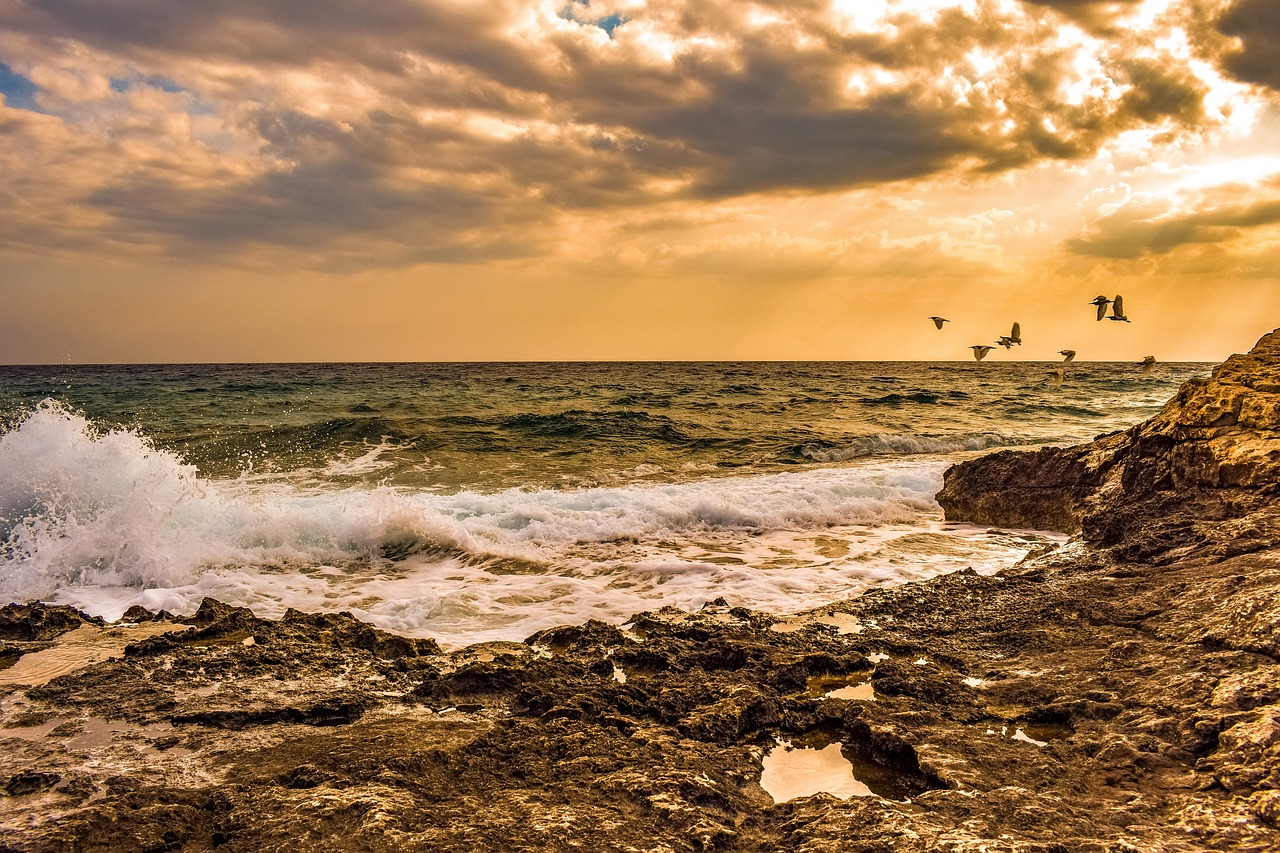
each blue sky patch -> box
[110,75,185,94]
[558,2,628,39]
[0,62,39,111]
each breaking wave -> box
[0,401,945,604]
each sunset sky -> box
[1,0,1278,362]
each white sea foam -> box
[801,432,1030,463]
[0,401,1058,647]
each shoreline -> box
[2,337,1280,850]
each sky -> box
[0,0,1278,363]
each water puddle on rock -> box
[0,623,191,687]
[812,612,863,634]
[759,726,931,803]
[770,611,862,635]
[760,740,871,802]
[985,722,1073,748]
[806,672,875,701]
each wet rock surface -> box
[5,336,1280,850]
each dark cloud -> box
[1216,0,1280,91]
[0,0,1263,268]
[83,109,554,270]
[1020,0,1145,32]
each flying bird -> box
[1009,322,1022,345]
[1045,367,1065,387]
[971,345,994,361]
[1140,355,1157,377]
[996,336,1015,349]
[1059,350,1076,362]
[1090,295,1112,321]
[929,316,949,330]
[1109,295,1130,322]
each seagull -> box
[1045,367,1065,387]
[1090,295,1112,321]
[971,345,994,361]
[1059,350,1076,362]
[929,316,949,330]
[1140,355,1157,377]
[996,336,1014,349]
[1109,294,1130,322]
[1009,322,1022,345]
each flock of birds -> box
[928,294,1157,386]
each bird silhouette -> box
[929,316,949,330]
[1109,295,1130,322]
[996,336,1014,349]
[1090,295,1112,321]
[1059,350,1076,362]
[971,345,994,361]
[1009,322,1022,345]
[1140,355,1156,377]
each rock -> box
[0,603,102,641]
[4,770,61,796]
[935,434,1125,532]
[940,329,1280,562]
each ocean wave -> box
[861,390,970,406]
[174,416,428,459]
[797,432,1031,462]
[0,401,945,603]
[497,410,700,442]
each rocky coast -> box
[4,333,1280,851]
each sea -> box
[0,361,1207,648]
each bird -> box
[1090,295,1112,321]
[971,345,994,361]
[1140,355,1157,377]
[1009,322,1022,345]
[1109,294,1130,322]
[929,316,949,330]
[996,336,1014,349]
[1045,367,1065,387]
[1059,350,1076,362]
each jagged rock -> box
[3,770,61,797]
[939,329,1280,562]
[0,603,102,641]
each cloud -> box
[1067,173,1280,258]
[597,224,1011,282]
[1020,0,1146,33]
[1215,0,1280,92]
[0,0,1269,269]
